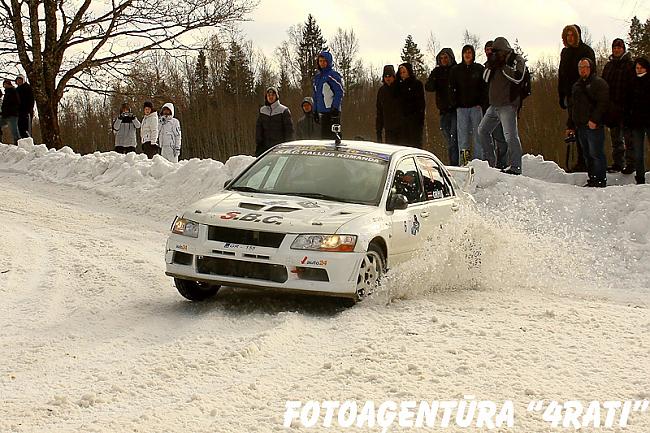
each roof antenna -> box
[331,123,342,146]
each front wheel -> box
[353,243,386,302]
[174,278,220,301]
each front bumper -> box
[165,232,364,297]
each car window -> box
[416,156,453,200]
[392,157,422,204]
[243,156,289,189]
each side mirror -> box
[386,192,409,211]
[223,179,232,188]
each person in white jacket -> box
[158,102,181,163]
[141,101,159,159]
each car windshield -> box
[229,146,390,205]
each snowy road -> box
[0,147,649,432]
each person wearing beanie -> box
[313,51,344,140]
[623,57,650,184]
[558,24,596,172]
[601,38,636,173]
[141,101,159,159]
[255,87,294,156]
[397,62,425,148]
[296,96,319,139]
[449,44,486,164]
[478,37,527,175]
[15,75,34,139]
[375,65,403,144]
[425,48,458,164]
[483,41,508,169]
[112,102,141,154]
[567,58,610,187]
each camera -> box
[331,124,341,133]
[564,133,576,144]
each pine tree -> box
[400,35,426,79]
[223,40,254,96]
[297,14,327,93]
[628,16,650,59]
[194,50,210,95]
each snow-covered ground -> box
[0,142,648,432]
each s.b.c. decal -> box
[220,211,283,225]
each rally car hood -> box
[181,191,377,233]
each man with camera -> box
[478,37,526,175]
[566,58,609,187]
[112,102,141,154]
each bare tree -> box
[331,27,361,93]
[425,31,440,69]
[0,0,257,148]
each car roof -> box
[277,139,436,159]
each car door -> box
[415,156,458,241]
[389,157,429,261]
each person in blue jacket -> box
[313,51,344,139]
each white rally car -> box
[165,140,472,302]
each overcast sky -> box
[240,0,650,69]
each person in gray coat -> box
[255,87,294,156]
[112,102,141,154]
[478,37,526,175]
[296,96,319,139]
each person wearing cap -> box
[255,87,294,156]
[1,79,21,145]
[296,96,319,140]
[567,58,609,187]
[558,25,596,172]
[478,37,526,175]
[15,75,34,139]
[601,38,636,173]
[623,57,650,184]
[376,65,403,144]
[313,51,344,140]
[425,48,458,165]
[141,101,159,159]
[449,44,486,164]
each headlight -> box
[291,234,357,252]
[171,217,199,238]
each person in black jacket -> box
[601,39,636,173]
[255,87,294,156]
[1,79,21,145]
[450,44,486,164]
[483,41,508,169]
[558,24,596,172]
[397,62,425,148]
[567,58,609,187]
[425,48,458,164]
[15,75,34,139]
[624,57,650,184]
[376,65,403,144]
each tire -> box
[174,278,220,301]
[353,243,386,303]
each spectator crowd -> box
[1,23,649,187]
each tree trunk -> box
[36,98,63,149]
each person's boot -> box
[636,175,646,185]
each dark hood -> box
[301,96,313,113]
[461,44,476,63]
[580,57,597,78]
[436,48,457,67]
[562,25,581,48]
[398,62,415,80]
[492,37,512,53]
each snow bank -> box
[0,142,255,218]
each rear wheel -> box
[353,243,386,302]
[174,278,220,301]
